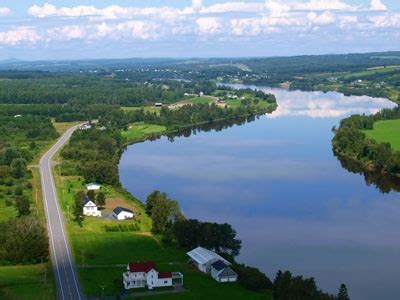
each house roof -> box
[83,197,96,207]
[211,260,228,272]
[128,261,156,273]
[86,182,101,187]
[113,206,134,215]
[187,247,230,266]
[218,266,238,278]
[158,272,172,279]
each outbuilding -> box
[211,260,238,282]
[113,207,135,220]
[86,183,102,191]
[187,246,231,274]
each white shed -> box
[186,247,230,274]
[86,183,102,191]
[113,207,135,220]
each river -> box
[119,86,398,300]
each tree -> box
[338,284,350,300]
[10,158,27,179]
[0,216,49,264]
[233,263,273,291]
[15,195,30,217]
[96,192,106,207]
[73,191,85,225]
[87,190,95,201]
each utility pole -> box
[100,285,105,299]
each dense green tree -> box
[96,192,106,207]
[10,158,27,179]
[15,195,30,217]
[0,216,48,264]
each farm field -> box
[121,123,167,143]
[363,119,400,151]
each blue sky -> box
[0,0,399,59]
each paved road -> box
[40,124,85,300]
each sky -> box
[0,0,399,60]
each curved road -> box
[40,124,85,300]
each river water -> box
[119,86,398,300]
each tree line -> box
[332,107,400,175]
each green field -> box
[364,119,400,151]
[184,96,217,105]
[121,123,167,143]
[122,106,162,115]
[0,264,55,300]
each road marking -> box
[40,156,65,300]
[41,125,84,300]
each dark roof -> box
[211,260,228,271]
[113,206,134,215]
[128,261,156,273]
[158,272,172,279]
[218,266,238,278]
[83,196,94,206]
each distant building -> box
[86,183,102,191]
[83,197,101,217]
[155,102,163,107]
[13,114,22,118]
[199,91,204,96]
[123,261,183,290]
[79,123,92,130]
[113,207,135,220]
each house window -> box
[164,280,168,284]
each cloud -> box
[0,7,11,17]
[196,17,222,35]
[370,0,387,11]
[47,25,86,41]
[0,27,40,45]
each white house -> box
[113,207,135,220]
[123,261,182,290]
[79,123,92,130]
[83,197,101,217]
[154,102,163,107]
[187,247,231,274]
[210,260,238,283]
[86,183,102,191]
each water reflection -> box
[335,153,400,193]
[223,84,396,118]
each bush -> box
[104,223,140,232]
[233,263,273,291]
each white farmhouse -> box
[85,183,102,191]
[123,261,183,290]
[210,260,238,282]
[83,197,101,217]
[113,207,135,220]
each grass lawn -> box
[184,96,217,105]
[363,119,400,151]
[122,106,162,115]
[0,264,55,300]
[122,123,167,143]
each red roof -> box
[158,272,172,279]
[128,261,156,273]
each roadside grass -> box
[363,119,400,151]
[122,123,167,143]
[0,263,55,300]
[52,121,81,135]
